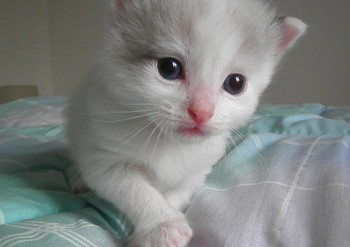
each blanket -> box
[0,97,349,247]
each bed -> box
[0,97,349,247]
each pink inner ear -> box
[279,24,299,50]
[278,17,307,51]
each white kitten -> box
[68,0,306,246]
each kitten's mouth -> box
[177,126,205,137]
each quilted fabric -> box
[0,97,131,247]
[0,97,349,247]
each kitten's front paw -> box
[128,219,193,247]
[147,220,193,247]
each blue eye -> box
[157,58,183,80]
[223,74,246,95]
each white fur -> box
[67,0,306,246]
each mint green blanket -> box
[0,97,131,247]
[0,97,349,247]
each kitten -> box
[68,0,306,246]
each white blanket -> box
[187,104,350,247]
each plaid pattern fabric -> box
[1,97,349,247]
[0,98,131,247]
[188,106,350,247]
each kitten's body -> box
[68,0,306,246]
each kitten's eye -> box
[157,58,183,80]
[223,74,246,95]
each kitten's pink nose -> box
[187,86,215,126]
[187,103,214,126]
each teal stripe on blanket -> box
[0,171,86,225]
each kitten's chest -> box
[148,137,226,190]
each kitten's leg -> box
[81,162,192,247]
[166,167,211,211]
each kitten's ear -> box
[277,17,307,53]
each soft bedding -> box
[0,97,349,247]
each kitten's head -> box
[101,0,306,140]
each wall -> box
[47,0,105,96]
[0,0,104,97]
[263,0,350,106]
[45,0,350,105]
[0,0,53,95]
[1,0,349,105]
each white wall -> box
[0,0,53,95]
[1,0,349,105]
[263,0,350,106]
[0,0,104,96]
[47,0,104,96]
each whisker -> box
[228,134,248,166]
[127,121,161,167]
[163,124,170,147]
[89,111,160,123]
[230,129,245,146]
[151,121,166,162]
[140,120,164,159]
[230,128,266,166]
[170,125,175,142]
[113,117,159,153]
[234,129,266,165]
[248,134,266,166]
[96,98,160,106]
[78,109,156,116]
[119,118,151,140]
[163,119,175,142]
[231,129,244,141]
